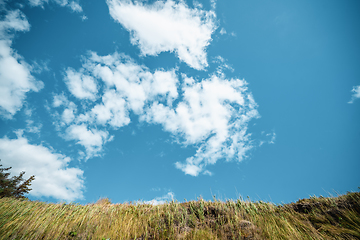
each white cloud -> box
[107,0,217,70]
[212,56,234,74]
[76,51,179,118]
[219,28,226,35]
[142,191,175,205]
[69,1,82,12]
[0,9,44,119]
[51,94,78,127]
[65,124,113,160]
[28,0,83,13]
[62,101,77,124]
[142,74,260,176]
[0,9,30,34]
[175,161,202,176]
[25,119,43,134]
[53,93,69,108]
[24,107,43,134]
[64,68,98,100]
[267,132,276,144]
[259,131,276,146]
[51,52,179,159]
[0,135,84,201]
[348,85,360,104]
[56,52,259,175]
[28,0,47,7]
[88,52,179,112]
[90,89,130,128]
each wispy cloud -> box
[107,0,217,70]
[0,134,84,201]
[267,131,276,144]
[348,85,360,104]
[0,9,44,118]
[28,0,83,13]
[24,106,43,134]
[219,28,226,35]
[142,191,175,205]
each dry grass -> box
[0,191,359,239]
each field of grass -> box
[0,191,359,239]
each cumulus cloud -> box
[51,94,110,160]
[65,124,113,160]
[51,94,78,127]
[90,89,130,128]
[53,93,69,108]
[62,101,77,124]
[0,9,44,118]
[0,135,84,201]
[142,191,175,205]
[348,85,360,104]
[54,50,259,175]
[107,0,217,70]
[28,0,83,13]
[142,74,260,176]
[50,52,180,159]
[87,52,179,114]
[0,9,30,33]
[64,68,98,100]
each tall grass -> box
[0,192,359,239]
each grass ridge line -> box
[0,191,359,239]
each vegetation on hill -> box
[0,191,359,239]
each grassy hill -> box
[0,191,359,239]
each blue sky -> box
[0,0,359,205]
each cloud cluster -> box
[1,0,261,181]
[142,74,259,176]
[348,85,360,104]
[52,52,179,159]
[53,50,259,175]
[0,134,84,201]
[51,93,112,160]
[107,0,217,70]
[0,9,44,118]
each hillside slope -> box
[0,192,359,239]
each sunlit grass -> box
[0,192,359,239]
